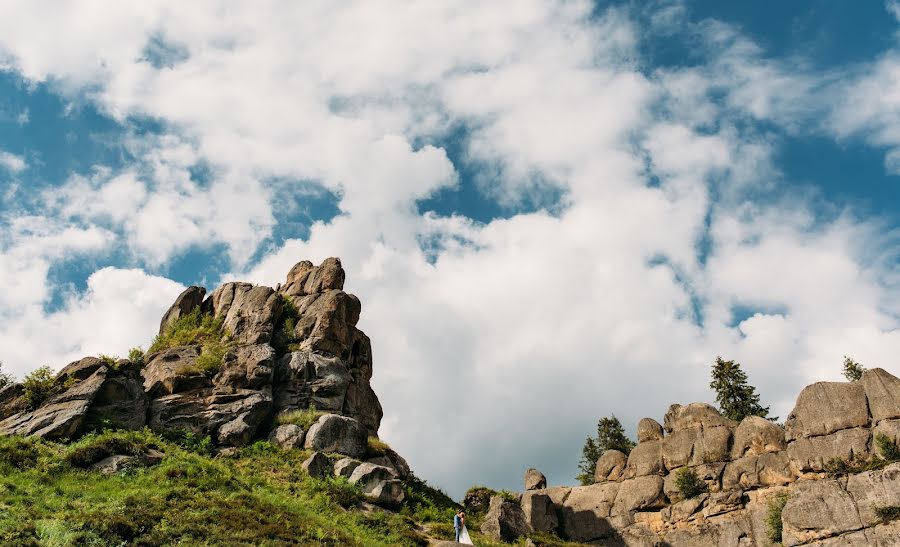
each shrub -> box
[0,436,44,470]
[874,504,900,523]
[766,493,789,544]
[272,294,301,354]
[128,347,145,368]
[22,366,59,409]
[65,429,160,468]
[674,467,705,499]
[0,360,12,388]
[276,405,326,429]
[160,429,214,456]
[876,433,900,462]
[194,339,227,378]
[842,356,866,381]
[463,486,497,514]
[367,436,391,457]
[98,354,119,367]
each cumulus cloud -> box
[0,150,25,173]
[1,1,900,500]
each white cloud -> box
[0,150,25,173]
[1,1,900,501]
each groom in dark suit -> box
[453,510,465,542]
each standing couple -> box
[454,510,473,544]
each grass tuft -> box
[277,405,327,430]
[766,492,789,544]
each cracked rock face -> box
[0,257,385,453]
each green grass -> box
[766,492,789,544]
[825,438,900,477]
[276,405,327,430]
[367,436,391,457]
[0,429,446,546]
[148,308,228,355]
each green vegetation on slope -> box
[0,430,455,546]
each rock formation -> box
[0,258,402,505]
[516,368,900,546]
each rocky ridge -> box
[0,257,408,506]
[505,368,900,546]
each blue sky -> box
[2,0,900,498]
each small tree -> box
[842,356,866,382]
[709,357,770,422]
[22,366,57,409]
[577,415,635,484]
[0,361,12,389]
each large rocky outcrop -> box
[514,367,900,546]
[0,258,384,450]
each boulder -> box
[480,495,533,542]
[520,491,558,533]
[662,425,732,470]
[348,462,404,506]
[786,427,871,472]
[85,364,149,430]
[624,441,663,478]
[731,415,785,459]
[56,357,105,383]
[722,452,795,491]
[861,368,900,423]
[611,475,665,517]
[142,346,209,397]
[637,417,664,442]
[289,290,362,358]
[702,490,743,518]
[845,462,900,528]
[664,403,735,433]
[268,424,305,450]
[304,414,367,458]
[204,282,281,345]
[781,479,864,546]
[159,286,206,335]
[148,387,272,446]
[302,451,333,478]
[665,494,707,523]
[282,257,345,297]
[0,366,108,439]
[367,479,405,507]
[0,384,26,421]
[367,449,412,479]
[559,483,621,542]
[783,381,869,440]
[91,454,137,475]
[524,468,546,490]
[595,449,627,482]
[214,344,275,390]
[334,457,362,478]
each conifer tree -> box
[709,357,769,422]
[577,415,635,484]
[842,356,866,381]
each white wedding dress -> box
[458,524,474,545]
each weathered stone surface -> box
[873,418,900,458]
[524,468,547,490]
[0,367,108,439]
[205,282,281,345]
[611,476,665,517]
[348,462,394,489]
[662,425,732,470]
[665,494,707,522]
[148,387,272,446]
[274,351,352,414]
[520,491,558,533]
[781,479,863,546]
[787,427,871,472]
[214,344,275,390]
[159,286,206,336]
[625,441,664,478]
[302,451,333,478]
[663,509,755,547]
[664,403,736,433]
[845,462,900,528]
[289,290,362,358]
[91,454,137,474]
[57,357,105,383]
[861,368,900,424]
[637,417,664,442]
[334,457,361,478]
[731,415,786,459]
[480,495,533,542]
[702,490,744,517]
[784,381,869,441]
[722,451,795,491]
[558,482,620,541]
[0,384,26,421]
[268,424,305,450]
[142,346,209,397]
[282,257,345,297]
[283,260,315,295]
[86,364,149,430]
[304,414,367,458]
[595,449,627,482]
[367,479,405,507]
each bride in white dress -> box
[455,510,474,545]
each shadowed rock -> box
[159,286,206,336]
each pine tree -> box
[709,357,770,422]
[576,415,635,484]
[842,356,866,382]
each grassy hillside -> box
[0,430,583,546]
